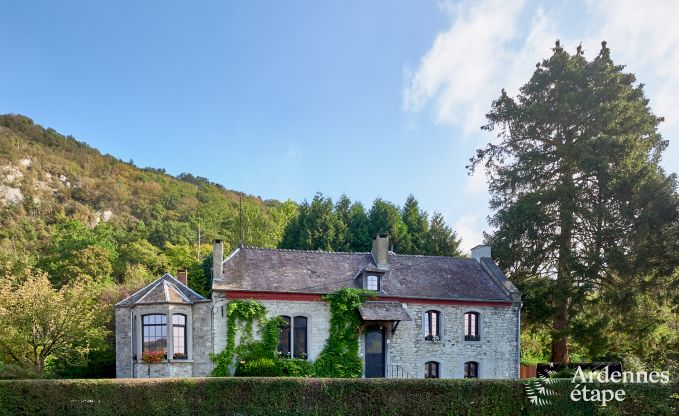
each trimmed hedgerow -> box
[0,378,676,416]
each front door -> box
[365,326,385,378]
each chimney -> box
[471,244,491,262]
[176,269,188,286]
[213,239,224,280]
[371,234,390,269]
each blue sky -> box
[1,0,677,251]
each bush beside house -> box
[0,378,676,416]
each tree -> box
[368,198,409,252]
[426,212,462,257]
[470,41,679,362]
[0,270,108,375]
[280,193,340,251]
[346,202,371,252]
[401,195,429,254]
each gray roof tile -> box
[116,273,209,307]
[359,301,412,321]
[213,247,516,302]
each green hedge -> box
[0,378,676,416]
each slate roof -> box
[359,301,412,321]
[213,247,517,302]
[116,273,210,307]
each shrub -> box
[234,358,283,377]
[0,378,675,416]
[278,358,314,377]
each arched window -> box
[277,315,309,360]
[293,316,308,359]
[172,314,187,359]
[464,312,480,341]
[425,361,439,378]
[142,314,167,353]
[424,310,440,340]
[464,361,479,378]
[278,316,291,358]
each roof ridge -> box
[242,246,370,255]
[389,252,470,260]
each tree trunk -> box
[551,300,569,362]
[552,143,574,363]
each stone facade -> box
[115,239,522,380]
[222,299,519,379]
[385,302,520,379]
[115,274,213,378]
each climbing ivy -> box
[212,299,269,376]
[314,288,372,378]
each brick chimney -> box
[213,239,224,280]
[176,269,188,286]
[471,244,491,262]
[371,234,389,269]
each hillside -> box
[0,114,296,292]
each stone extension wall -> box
[386,303,520,379]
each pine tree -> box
[470,41,679,362]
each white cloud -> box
[586,0,679,173]
[453,213,484,253]
[403,0,528,134]
[464,165,487,194]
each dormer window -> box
[366,274,380,291]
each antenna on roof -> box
[239,196,244,248]
[197,221,201,261]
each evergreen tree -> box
[368,198,410,252]
[401,194,429,254]
[346,202,371,252]
[470,41,679,362]
[426,212,462,257]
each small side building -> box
[115,272,213,378]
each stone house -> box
[116,235,521,379]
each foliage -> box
[0,378,676,416]
[0,270,109,376]
[212,299,273,376]
[281,193,462,256]
[470,41,679,363]
[234,358,283,377]
[141,350,166,364]
[278,358,314,377]
[314,288,372,378]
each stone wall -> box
[386,302,520,379]
[256,300,331,362]
[212,298,520,379]
[115,301,213,378]
[115,308,133,378]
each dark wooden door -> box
[365,326,385,378]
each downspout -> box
[130,308,135,378]
[516,302,523,379]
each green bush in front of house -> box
[0,378,676,416]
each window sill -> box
[135,359,194,364]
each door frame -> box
[364,325,386,378]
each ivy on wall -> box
[213,289,371,378]
[212,299,284,377]
[314,288,372,378]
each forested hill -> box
[0,114,462,296]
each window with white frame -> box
[366,274,380,291]
[172,314,187,359]
[142,314,167,354]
